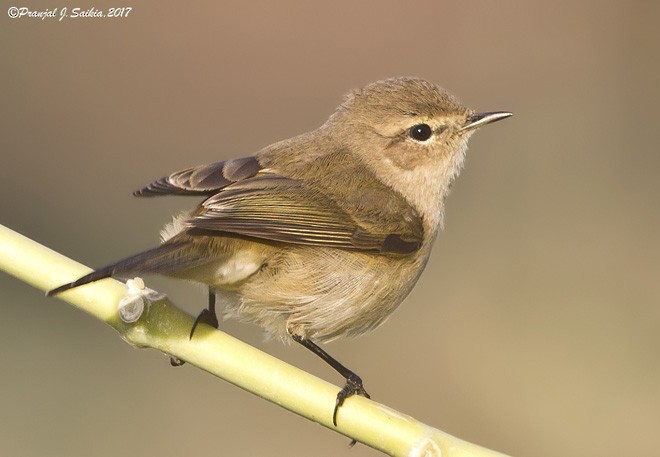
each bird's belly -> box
[229,247,429,343]
[211,250,264,286]
[171,248,266,288]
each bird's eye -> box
[409,124,433,142]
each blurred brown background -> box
[2,1,659,456]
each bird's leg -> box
[291,334,370,427]
[170,287,219,366]
[189,287,219,339]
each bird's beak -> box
[459,111,512,132]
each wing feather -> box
[133,156,262,197]
[134,155,423,254]
[186,175,422,254]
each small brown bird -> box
[49,77,511,425]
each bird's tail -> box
[47,239,195,296]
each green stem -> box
[0,223,509,457]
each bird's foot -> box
[189,308,220,340]
[170,357,186,366]
[333,373,370,427]
[170,299,219,367]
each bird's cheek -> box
[383,144,433,171]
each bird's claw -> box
[333,373,370,427]
[170,357,185,366]
[170,306,219,367]
[189,308,220,340]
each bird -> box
[48,76,511,425]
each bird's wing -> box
[186,174,423,255]
[133,156,262,197]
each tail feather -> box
[47,240,192,296]
[47,267,116,296]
